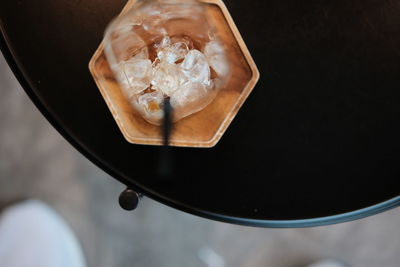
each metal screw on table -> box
[119,188,141,211]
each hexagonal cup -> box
[89,0,259,147]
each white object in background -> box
[0,200,86,267]
[307,260,348,267]
[198,247,225,267]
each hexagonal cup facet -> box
[89,0,259,147]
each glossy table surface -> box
[1,0,400,227]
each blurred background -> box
[1,52,400,267]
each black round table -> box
[1,0,400,227]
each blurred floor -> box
[1,53,400,267]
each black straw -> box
[157,98,173,179]
[162,97,172,146]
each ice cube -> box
[171,42,189,61]
[181,50,210,85]
[124,80,150,98]
[115,46,150,93]
[133,90,164,124]
[110,31,148,62]
[170,81,217,119]
[156,36,171,49]
[157,41,189,64]
[151,61,187,95]
[121,58,152,94]
[124,59,152,79]
[171,35,194,50]
[170,82,208,107]
[204,40,229,77]
[131,46,149,60]
[135,90,164,112]
[156,36,189,64]
[157,50,177,64]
